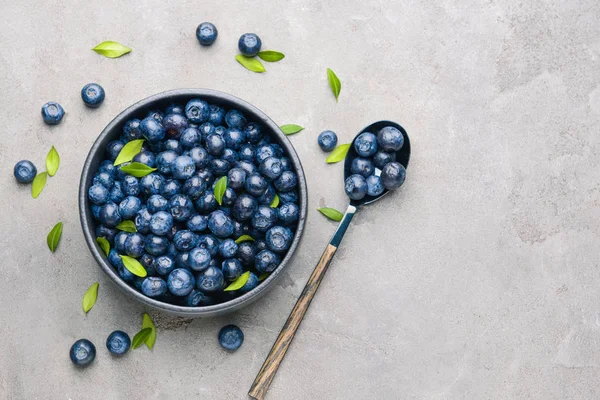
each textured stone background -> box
[1,0,600,399]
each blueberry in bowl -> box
[79,89,307,317]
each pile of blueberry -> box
[89,98,301,306]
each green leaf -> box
[46,146,60,177]
[318,207,344,222]
[119,162,156,178]
[120,255,147,277]
[235,54,266,73]
[114,139,144,166]
[280,124,304,135]
[270,194,280,208]
[235,235,255,244]
[96,237,110,256]
[258,273,269,282]
[82,282,99,314]
[92,41,132,58]
[214,176,227,205]
[132,328,152,349]
[142,313,156,350]
[224,271,250,292]
[327,68,341,102]
[258,51,285,62]
[325,143,351,164]
[47,222,63,253]
[31,172,47,198]
[116,220,137,233]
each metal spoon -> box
[249,120,411,400]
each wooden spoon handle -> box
[248,243,338,400]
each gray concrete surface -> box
[1,0,600,399]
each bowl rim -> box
[79,88,308,317]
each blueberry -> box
[265,226,293,252]
[238,33,262,57]
[180,176,205,200]
[139,253,157,274]
[135,208,153,234]
[99,202,122,227]
[240,123,260,144]
[377,126,404,152]
[166,104,184,115]
[163,113,189,139]
[196,22,218,46]
[274,171,297,192]
[238,144,255,162]
[106,140,125,161]
[218,239,239,258]
[222,148,239,164]
[236,242,257,267]
[245,173,268,197]
[223,128,245,150]
[109,181,126,203]
[123,233,144,257]
[252,205,278,232]
[140,173,164,196]
[208,210,235,238]
[234,160,257,176]
[150,211,174,236]
[278,202,299,225]
[144,234,168,256]
[140,116,166,142]
[255,249,280,273]
[278,190,298,203]
[142,276,168,297]
[187,214,208,232]
[196,266,225,293]
[171,156,196,180]
[380,161,406,190]
[233,193,258,221]
[183,289,214,306]
[13,160,37,183]
[240,272,259,292]
[70,339,96,367]
[173,230,199,251]
[99,160,116,176]
[195,190,217,213]
[81,83,105,108]
[188,147,211,169]
[227,168,247,191]
[188,247,212,271]
[318,130,338,152]
[365,175,385,196]
[353,132,378,157]
[132,150,156,167]
[175,251,190,269]
[257,184,276,205]
[208,105,225,125]
[255,145,276,164]
[91,205,102,220]
[185,99,210,123]
[156,150,178,175]
[344,174,368,200]
[121,175,140,196]
[155,255,175,275]
[88,184,110,205]
[180,127,201,149]
[119,264,136,282]
[169,194,194,222]
[119,196,142,219]
[221,258,243,281]
[167,268,195,296]
[41,102,65,125]
[197,234,220,256]
[280,157,292,172]
[259,157,283,180]
[205,133,225,156]
[114,232,129,253]
[146,110,164,123]
[350,157,375,177]
[199,122,215,141]
[163,139,182,155]
[160,179,182,199]
[123,119,143,141]
[219,188,236,208]
[95,225,117,242]
[209,159,230,177]
[106,331,131,356]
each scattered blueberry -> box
[41,101,65,125]
[142,276,168,297]
[81,83,105,108]
[318,130,338,152]
[13,160,37,183]
[380,161,406,190]
[238,33,262,57]
[70,339,96,367]
[196,22,218,46]
[167,268,195,296]
[106,330,131,356]
[218,324,244,351]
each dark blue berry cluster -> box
[89,98,300,306]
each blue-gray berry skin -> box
[377,126,404,152]
[185,99,210,123]
[156,150,178,175]
[252,205,278,232]
[139,253,157,275]
[106,140,125,161]
[238,33,262,56]
[132,150,156,167]
[255,249,280,273]
[180,127,200,149]
[234,160,257,176]
[95,225,117,243]
[166,104,184,115]
[243,122,262,143]
[124,233,145,258]
[222,258,244,282]
[259,157,283,180]
[188,146,211,169]
[99,202,122,227]
[208,105,225,125]
[88,184,109,205]
[354,132,378,157]
[150,211,173,236]
[181,175,206,200]
[41,102,65,125]
[14,160,37,183]
[106,330,131,356]
[109,181,126,203]
[318,130,338,152]
[380,161,406,190]
[350,157,375,178]
[227,168,247,191]
[163,113,189,140]
[183,289,215,306]
[195,190,217,214]
[245,173,268,197]
[147,194,168,213]
[147,110,164,123]
[187,214,208,232]
[210,158,231,176]
[344,174,368,200]
[164,139,183,154]
[155,255,175,275]
[196,266,225,293]
[81,83,105,108]
[278,190,298,203]
[232,193,258,221]
[218,239,238,258]
[144,234,169,256]
[135,208,152,234]
[169,194,194,222]
[257,184,275,205]
[279,157,292,172]
[265,226,293,252]
[160,179,182,199]
[274,171,297,192]
[199,122,215,141]
[372,151,396,169]
[121,175,140,196]
[140,173,165,196]
[208,210,235,238]
[277,202,299,225]
[119,196,142,219]
[222,149,239,165]
[70,339,96,367]
[240,272,259,293]
[189,247,212,271]
[99,160,116,176]
[123,119,143,141]
[223,128,246,150]
[236,241,257,267]
[196,22,218,46]
[173,230,199,251]
[93,172,114,188]
[140,116,166,142]
[366,175,384,197]
[171,156,196,180]
[205,133,225,157]
[197,234,220,257]
[167,268,195,296]
[114,232,129,253]
[142,277,168,297]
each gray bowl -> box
[79,89,308,317]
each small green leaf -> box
[258,51,285,62]
[119,162,156,178]
[132,328,152,349]
[235,235,255,244]
[96,237,110,256]
[120,255,147,277]
[224,271,250,292]
[116,220,137,233]
[214,176,227,206]
[92,41,132,58]
[142,313,156,350]
[258,273,269,282]
[327,68,341,102]
[82,282,99,314]
[47,222,63,253]
[31,172,47,198]
[318,207,344,222]
[46,146,60,177]
[270,194,280,208]
[235,54,266,73]
[325,143,351,164]
[114,139,144,166]
[280,124,304,135]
